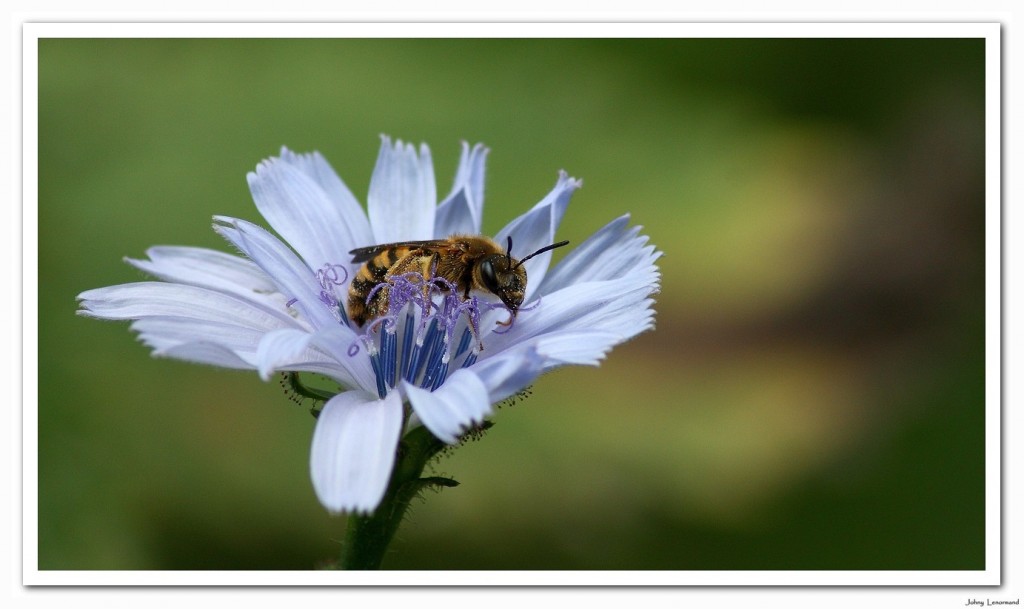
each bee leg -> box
[416,252,440,307]
[381,249,438,312]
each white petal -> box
[310,390,403,514]
[214,217,338,330]
[77,282,297,331]
[247,154,369,272]
[403,369,491,444]
[537,215,661,296]
[434,142,488,237]
[495,172,580,302]
[367,136,437,243]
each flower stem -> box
[338,425,455,570]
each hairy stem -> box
[338,425,455,570]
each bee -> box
[347,235,569,328]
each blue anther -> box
[407,319,439,385]
[419,333,449,389]
[380,324,398,388]
[430,361,449,391]
[400,312,415,383]
[369,351,387,399]
[454,327,473,359]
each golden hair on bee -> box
[347,234,569,327]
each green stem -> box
[338,425,456,570]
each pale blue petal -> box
[531,330,624,368]
[214,217,338,330]
[256,328,314,381]
[468,344,546,404]
[465,143,488,223]
[367,136,437,243]
[126,246,279,298]
[308,326,377,393]
[434,142,488,237]
[479,274,658,355]
[494,172,580,303]
[136,311,372,388]
[247,154,366,272]
[403,369,491,444]
[277,147,373,254]
[433,189,476,238]
[255,327,376,393]
[77,282,298,331]
[132,316,266,364]
[159,342,256,370]
[537,215,661,296]
[310,390,403,514]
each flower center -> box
[350,272,509,399]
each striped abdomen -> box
[347,246,437,326]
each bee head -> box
[477,236,570,316]
[478,252,527,313]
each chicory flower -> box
[78,136,660,514]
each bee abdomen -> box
[346,246,443,327]
[347,275,386,327]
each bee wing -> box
[348,240,450,263]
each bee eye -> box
[480,259,500,293]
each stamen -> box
[380,320,398,388]
[430,361,449,390]
[454,327,473,359]
[407,319,440,385]
[420,329,449,389]
[400,311,416,383]
[368,351,386,399]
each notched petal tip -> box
[555,170,583,190]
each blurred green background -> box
[38,37,986,570]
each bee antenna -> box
[514,240,570,269]
[506,235,513,266]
